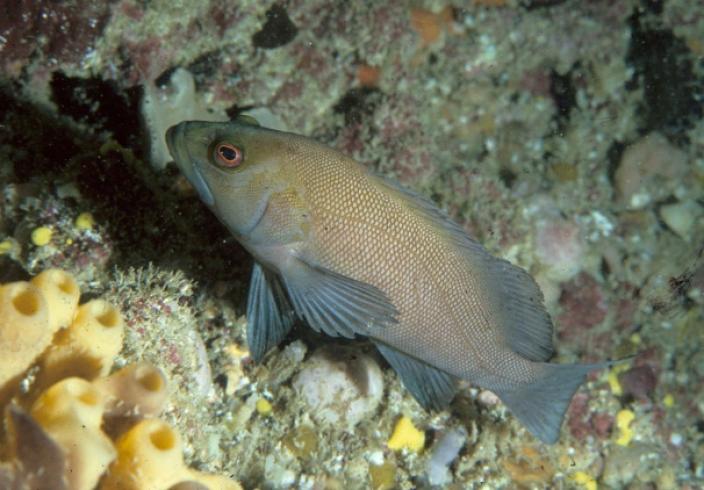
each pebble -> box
[659,200,702,240]
[618,365,657,401]
[31,226,52,246]
[293,345,383,430]
[615,133,688,209]
[426,426,468,486]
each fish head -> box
[166,116,299,241]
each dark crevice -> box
[605,141,626,184]
[0,83,249,286]
[252,4,298,49]
[521,0,568,9]
[498,167,517,189]
[626,10,704,142]
[187,50,223,89]
[549,67,578,133]
[49,71,142,150]
[333,87,382,125]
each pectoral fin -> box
[246,262,296,362]
[281,255,399,339]
[375,341,457,411]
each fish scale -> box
[166,115,613,443]
[301,155,505,378]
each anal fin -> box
[375,341,457,411]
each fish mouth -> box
[166,123,215,207]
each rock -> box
[659,200,702,240]
[534,217,585,282]
[293,345,383,430]
[426,426,468,486]
[557,273,608,340]
[602,443,660,487]
[618,365,657,402]
[614,133,688,209]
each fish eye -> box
[213,143,243,168]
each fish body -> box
[167,117,606,443]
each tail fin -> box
[495,362,608,443]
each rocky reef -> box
[1,0,703,488]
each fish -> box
[166,115,610,443]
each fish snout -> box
[165,121,216,207]
[165,122,187,161]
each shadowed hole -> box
[65,380,100,406]
[56,273,78,295]
[150,424,176,451]
[12,287,41,316]
[136,366,165,392]
[95,304,120,328]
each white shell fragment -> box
[426,425,468,486]
[293,345,383,430]
[659,200,702,240]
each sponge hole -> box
[64,379,101,406]
[136,366,165,392]
[87,301,120,328]
[56,272,78,296]
[12,287,41,316]
[150,424,176,451]
[97,308,120,328]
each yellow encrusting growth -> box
[607,363,630,396]
[615,409,635,446]
[256,397,273,415]
[31,226,53,246]
[75,212,95,230]
[663,393,674,408]
[571,471,598,490]
[0,239,14,254]
[31,378,116,490]
[387,416,425,452]
[0,268,242,489]
[30,268,81,332]
[0,281,51,393]
[102,419,241,490]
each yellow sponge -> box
[95,362,168,418]
[387,416,425,452]
[64,299,124,374]
[102,419,241,490]
[30,268,80,333]
[30,377,116,490]
[0,269,240,489]
[0,281,50,391]
[39,299,124,389]
[615,409,635,446]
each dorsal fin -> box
[373,174,555,362]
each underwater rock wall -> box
[1,0,703,488]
